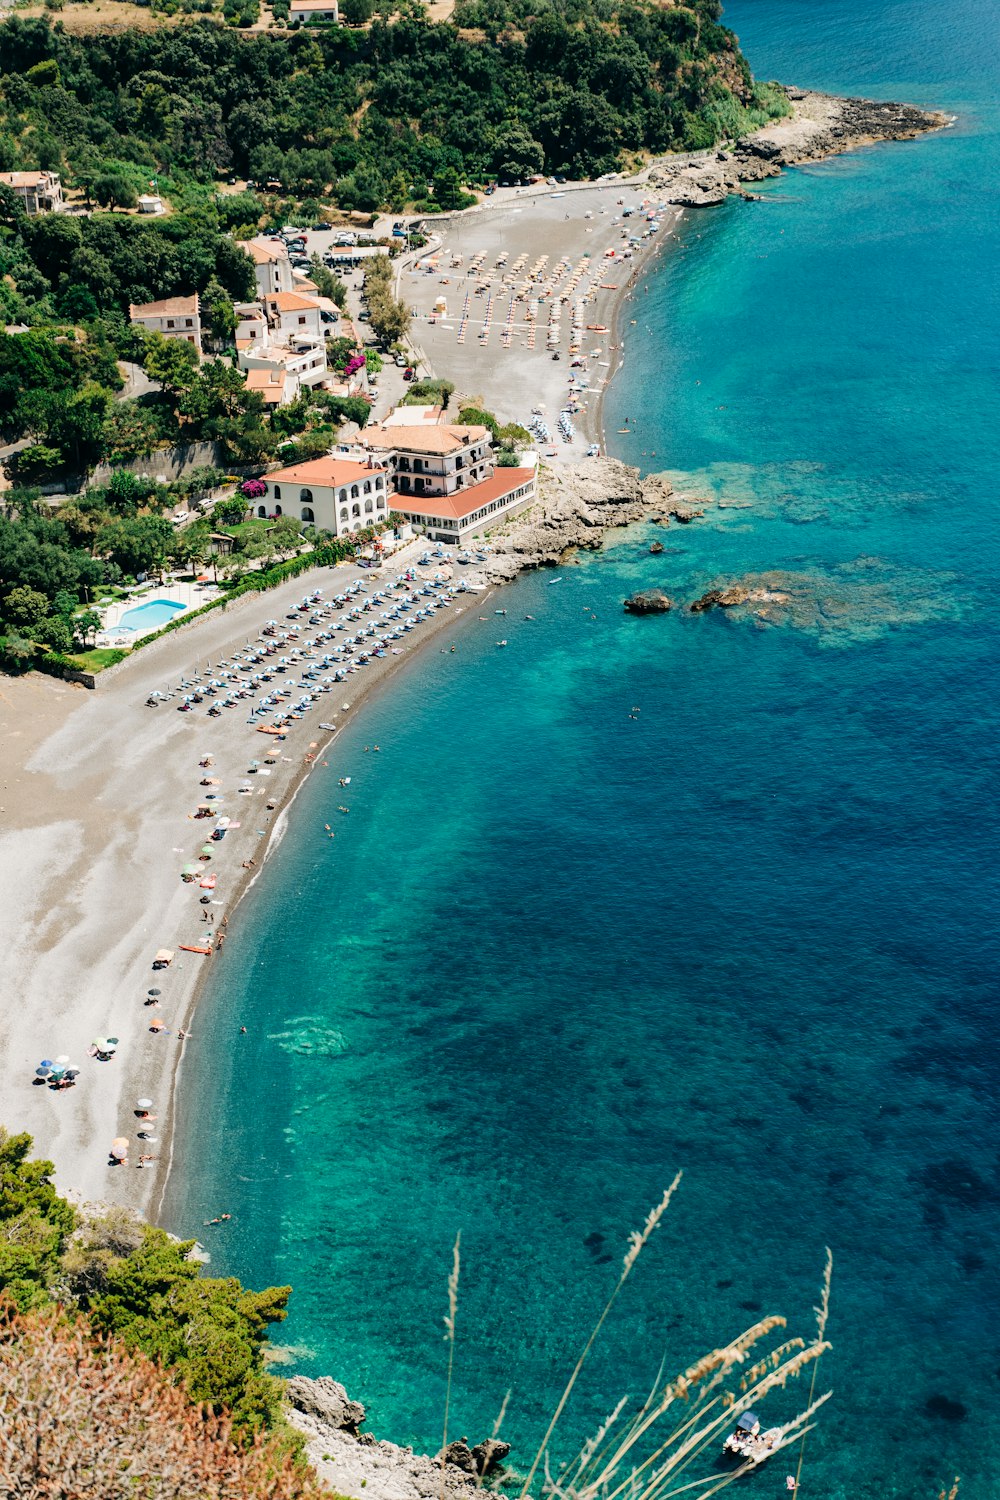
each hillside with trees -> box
[0,5,786,218]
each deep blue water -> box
[168,3,1000,1496]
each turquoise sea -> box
[168,3,1000,1495]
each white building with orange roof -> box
[128,294,202,354]
[239,237,294,297]
[255,455,390,533]
[263,290,324,341]
[0,170,62,214]
[246,367,294,407]
[392,467,537,544]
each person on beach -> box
[240,1026,247,1034]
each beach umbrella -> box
[136,1098,153,1110]
[149,1018,165,1032]
[64,1067,80,1080]
[55,1054,69,1065]
[39,1058,54,1069]
[111,1137,129,1152]
[35,1066,51,1078]
[92,1038,110,1052]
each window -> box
[275,504,283,516]
[340,507,348,521]
[352,503,361,518]
[301,506,315,522]
[363,480,371,494]
[258,505,267,518]
[298,316,306,326]
[350,485,359,499]
[185,319,192,328]
[300,487,313,503]
[167,319,175,329]
[273,485,282,500]
[364,499,373,514]
[375,476,384,491]
[338,488,348,503]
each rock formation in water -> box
[624,589,673,614]
[646,89,949,207]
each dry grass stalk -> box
[439,1232,461,1500]
[539,1298,831,1500]
[791,1247,833,1494]
[519,1174,683,1500]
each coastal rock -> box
[649,541,664,554]
[647,89,947,205]
[624,589,673,615]
[287,1375,367,1435]
[483,459,692,581]
[471,1438,511,1476]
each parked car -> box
[403,367,416,381]
[394,354,407,367]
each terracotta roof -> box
[393,468,535,520]
[0,170,55,189]
[246,368,288,404]
[290,0,340,9]
[266,291,322,312]
[265,456,387,487]
[129,295,199,319]
[363,422,489,455]
[240,239,289,265]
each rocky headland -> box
[645,88,951,207]
[287,1376,510,1500]
[482,457,704,581]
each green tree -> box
[213,495,248,526]
[93,174,138,212]
[201,277,238,342]
[140,332,200,397]
[34,614,73,652]
[96,516,173,578]
[75,608,103,645]
[308,258,347,307]
[3,585,50,632]
[0,1128,75,1311]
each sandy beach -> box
[0,546,490,1217]
[400,183,682,456]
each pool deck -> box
[98,580,223,646]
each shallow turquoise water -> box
[118,598,187,631]
[169,3,1000,1495]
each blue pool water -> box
[117,599,187,632]
[168,2,1000,1495]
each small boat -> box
[496,639,508,647]
[318,722,337,731]
[722,1412,782,1465]
[548,577,563,585]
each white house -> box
[236,296,328,393]
[239,238,295,298]
[137,193,164,215]
[392,468,537,544]
[256,456,389,534]
[241,339,327,392]
[0,170,62,215]
[129,294,202,354]
[289,0,340,21]
[263,291,323,340]
[358,422,494,499]
[246,367,295,407]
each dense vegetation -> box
[0,6,786,214]
[0,1128,292,1436]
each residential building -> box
[128,295,202,354]
[393,468,537,544]
[246,367,295,407]
[236,297,328,394]
[357,422,494,498]
[381,405,444,427]
[256,456,389,534]
[0,170,62,215]
[263,291,323,341]
[137,193,164,215]
[239,237,295,298]
[289,0,340,21]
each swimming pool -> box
[116,599,187,633]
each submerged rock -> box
[625,589,673,615]
[649,541,665,554]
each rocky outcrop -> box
[646,89,949,207]
[689,581,792,613]
[287,1376,510,1500]
[624,589,672,615]
[483,458,690,581]
[287,1375,366,1436]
